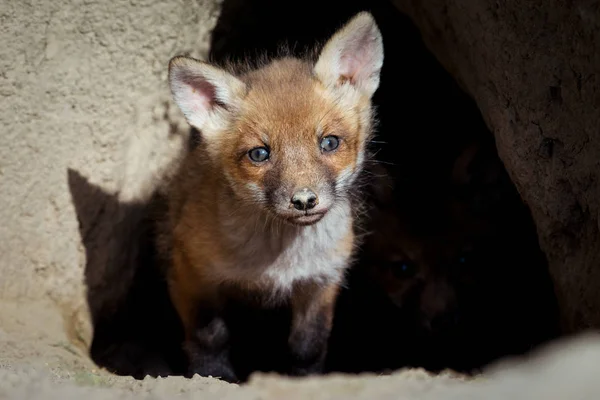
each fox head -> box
[360,145,509,336]
[362,191,462,336]
[168,12,383,226]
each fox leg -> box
[168,252,237,383]
[287,282,340,376]
[181,304,236,383]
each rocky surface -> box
[391,0,600,332]
[0,0,220,337]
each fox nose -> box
[291,188,318,211]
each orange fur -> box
[159,12,384,380]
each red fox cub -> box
[159,12,383,381]
[360,164,461,337]
[346,142,560,372]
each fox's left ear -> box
[314,12,384,98]
[452,142,503,187]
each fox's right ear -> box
[168,56,246,134]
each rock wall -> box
[0,0,221,345]
[391,0,600,332]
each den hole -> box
[72,0,562,382]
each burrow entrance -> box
[75,0,562,381]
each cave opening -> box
[85,0,562,381]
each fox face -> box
[360,148,508,335]
[362,195,462,335]
[168,12,383,226]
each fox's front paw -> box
[184,340,238,383]
[186,353,238,383]
[287,329,327,377]
[183,316,238,383]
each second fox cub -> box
[159,12,383,381]
[327,140,560,374]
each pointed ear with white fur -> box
[168,56,246,134]
[314,12,384,97]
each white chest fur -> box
[214,201,353,295]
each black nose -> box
[291,188,318,211]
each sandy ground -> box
[2,300,600,399]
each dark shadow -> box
[209,0,561,375]
[325,137,562,374]
[67,169,186,379]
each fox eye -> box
[248,147,270,162]
[389,261,417,279]
[457,248,476,266]
[320,135,340,152]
